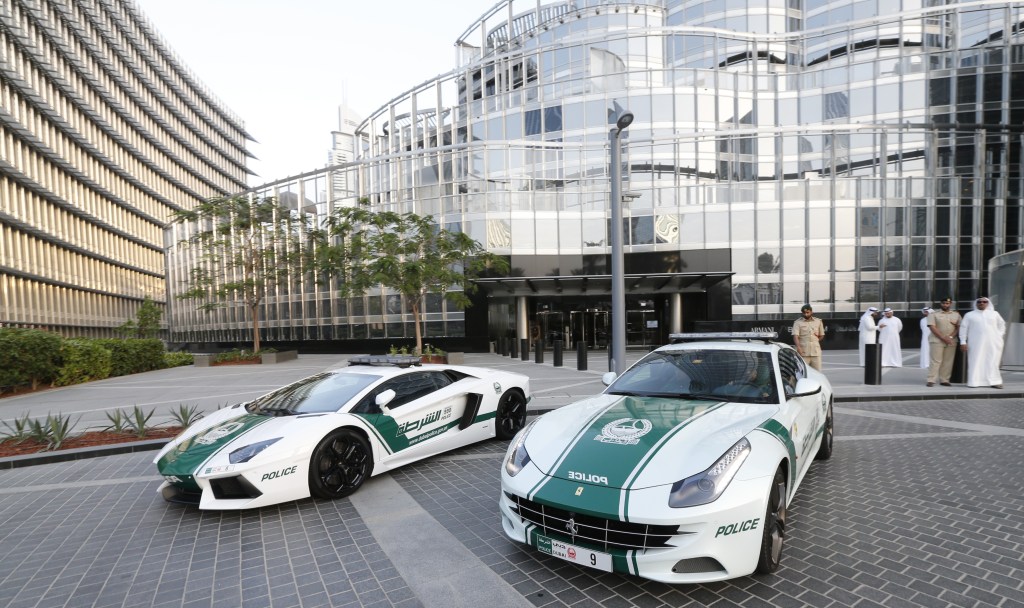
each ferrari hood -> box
[525,394,777,490]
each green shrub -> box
[55,339,113,386]
[214,349,260,363]
[164,352,194,368]
[0,328,62,391]
[94,338,166,376]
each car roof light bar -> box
[669,332,779,344]
[347,354,422,367]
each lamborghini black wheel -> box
[495,390,527,440]
[308,428,372,499]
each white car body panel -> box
[500,337,833,583]
[156,363,529,509]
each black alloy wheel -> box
[755,468,787,574]
[308,428,372,499]
[495,390,527,440]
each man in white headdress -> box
[877,307,903,367]
[919,307,933,369]
[959,296,1006,388]
[858,306,880,366]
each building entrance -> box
[569,309,609,349]
[627,307,659,349]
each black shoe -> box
[940,382,951,386]
[926,382,934,387]
[993,384,1003,389]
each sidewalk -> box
[2,348,1020,468]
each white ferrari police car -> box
[156,356,530,509]
[500,333,833,583]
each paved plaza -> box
[1,352,1023,607]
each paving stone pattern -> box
[840,398,1024,430]
[1,397,1022,607]
[0,455,421,608]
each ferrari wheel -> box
[755,467,787,574]
[495,390,527,440]
[309,428,372,500]
[815,399,834,460]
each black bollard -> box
[535,340,544,364]
[553,340,563,367]
[510,337,518,359]
[577,341,588,371]
[864,343,882,385]
[520,338,529,361]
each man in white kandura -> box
[877,307,903,367]
[919,307,933,369]
[858,306,880,366]
[959,296,1006,389]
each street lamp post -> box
[609,110,633,374]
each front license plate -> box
[536,535,612,572]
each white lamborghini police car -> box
[156,356,530,510]
[500,333,833,583]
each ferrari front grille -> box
[507,493,678,551]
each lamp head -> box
[615,111,634,131]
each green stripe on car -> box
[755,418,797,481]
[532,397,725,518]
[157,414,272,479]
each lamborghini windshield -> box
[606,349,779,404]
[247,372,381,415]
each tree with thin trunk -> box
[315,199,508,354]
[171,195,313,353]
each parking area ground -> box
[1,352,1023,607]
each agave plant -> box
[0,413,33,445]
[45,413,78,450]
[104,409,132,434]
[126,406,155,438]
[168,403,203,428]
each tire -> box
[495,390,527,440]
[755,467,787,575]
[308,428,373,500]
[815,399,834,461]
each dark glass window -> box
[957,75,976,104]
[982,73,1003,102]
[929,77,950,105]
[524,109,542,136]
[543,106,563,132]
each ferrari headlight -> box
[504,421,536,477]
[229,438,281,464]
[668,437,751,508]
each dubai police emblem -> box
[595,418,653,445]
[195,421,245,445]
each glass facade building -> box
[168,0,1023,351]
[1,0,249,336]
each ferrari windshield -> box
[607,349,779,404]
[247,372,381,415]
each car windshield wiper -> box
[675,392,722,401]
[254,407,298,416]
[607,390,647,397]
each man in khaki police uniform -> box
[793,304,825,371]
[926,297,962,386]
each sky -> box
[134,0,495,185]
